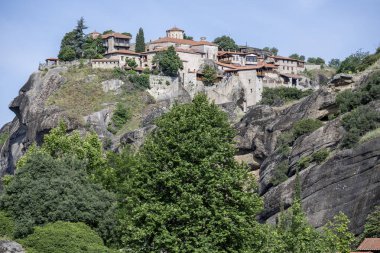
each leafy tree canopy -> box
[328,58,341,68]
[202,65,218,86]
[363,205,380,238]
[183,33,193,40]
[119,94,265,252]
[213,35,239,51]
[263,46,279,56]
[135,27,145,53]
[307,57,325,65]
[289,53,305,61]
[0,152,114,238]
[153,45,183,76]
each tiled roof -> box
[150,37,216,47]
[166,26,184,32]
[104,50,140,56]
[280,73,303,79]
[91,58,119,62]
[217,61,277,72]
[140,47,204,55]
[101,33,131,39]
[358,238,380,251]
[218,51,248,56]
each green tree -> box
[213,35,239,51]
[103,29,115,34]
[0,152,114,238]
[135,27,145,53]
[328,58,341,68]
[308,57,325,65]
[323,212,355,253]
[337,50,370,73]
[82,36,106,59]
[183,33,193,40]
[202,65,217,86]
[119,94,265,252]
[0,210,14,238]
[58,46,76,61]
[153,46,183,76]
[363,205,380,238]
[126,58,138,68]
[264,47,279,56]
[20,221,114,253]
[289,53,305,61]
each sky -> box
[0,0,379,127]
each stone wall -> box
[148,75,180,101]
[305,64,321,71]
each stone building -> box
[267,55,305,74]
[104,50,141,67]
[101,33,132,53]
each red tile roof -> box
[150,37,216,47]
[166,26,184,32]
[46,58,58,61]
[104,50,140,56]
[358,238,380,251]
[101,33,131,39]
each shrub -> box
[109,102,130,133]
[0,132,9,147]
[0,211,14,238]
[0,152,114,238]
[20,221,114,253]
[152,46,183,76]
[293,119,323,139]
[271,161,289,186]
[341,106,380,148]
[261,87,313,106]
[362,205,380,238]
[128,73,150,89]
[202,65,218,86]
[359,127,380,144]
[311,148,330,164]
[58,46,76,61]
[297,156,311,170]
[336,89,363,114]
[126,58,137,69]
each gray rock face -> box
[101,79,124,93]
[0,241,25,253]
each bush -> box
[336,90,363,114]
[20,221,114,253]
[261,87,313,106]
[297,156,311,170]
[0,152,114,238]
[0,211,14,238]
[341,106,380,148]
[359,127,380,144]
[128,72,150,89]
[271,161,289,186]
[311,148,330,164]
[202,65,218,86]
[58,46,76,61]
[152,46,183,76]
[108,102,130,133]
[362,205,380,238]
[0,132,9,147]
[293,119,323,139]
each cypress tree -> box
[135,27,145,53]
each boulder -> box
[0,241,25,253]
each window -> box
[121,56,124,61]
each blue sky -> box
[0,0,379,126]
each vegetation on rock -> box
[0,211,14,239]
[202,65,218,86]
[108,102,131,134]
[362,205,380,238]
[307,57,325,65]
[337,47,380,74]
[261,87,313,106]
[289,53,305,61]
[263,46,279,56]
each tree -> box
[58,46,76,61]
[103,29,115,34]
[152,45,183,76]
[323,212,355,253]
[0,152,114,238]
[289,54,306,61]
[20,221,115,253]
[119,94,265,252]
[82,36,106,59]
[213,35,239,51]
[135,27,145,53]
[363,205,380,238]
[263,47,279,56]
[0,210,14,238]
[307,57,325,65]
[58,17,88,60]
[126,58,138,69]
[337,50,369,73]
[183,33,193,40]
[122,32,132,37]
[328,58,341,68]
[202,65,217,86]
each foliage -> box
[128,72,150,89]
[289,53,305,61]
[336,49,380,73]
[263,47,279,56]
[341,106,380,148]
[261,87,313,106]
[0,211,14,238]
[307,57,325,65]
[202,65,217,86]
[323,212,355,253]
[135,27,145,53]
[336,89,363,114]
[0,152,114,238]
[311,148,330,164]
[152,46,183,76]
[126,58,138,69]
[328,58,341,68]
[213,35,239,51]
[103,29,114,34]
[58,46,76,61]
[119,94,266,252]
[292,119,323,139]
[58,17,88,60]
[297,156,311,170]
[19,221,114,253]
[0,132,9,147]
[122,32,132,37]
[271,161,289,186]
[362,205,380,238]
[183,33,193,40]
[82,36,105,59]
[359,127,380,144]
[108,103,130,133]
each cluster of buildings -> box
[47,27,316,110]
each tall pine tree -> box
[135,27,145,53]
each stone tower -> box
[166,27,184,39]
